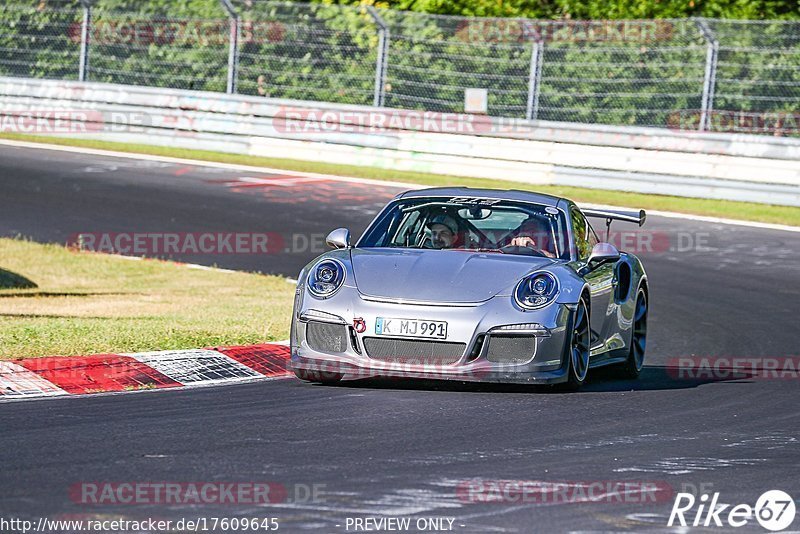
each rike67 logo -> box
[669,490,796,531]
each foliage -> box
[0,1,797,132]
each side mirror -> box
[326,228,351,249]
[580,243,620,275]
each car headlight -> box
[307,259,346,298]
[514,272,558,310]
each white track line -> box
[1,138,797,233]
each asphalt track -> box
[1,143,799,533]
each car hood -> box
[350,248,555,303]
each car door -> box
[571,207,615,352]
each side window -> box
[391,210,422,246]
[571,207,591,260]
[587,221,599,249]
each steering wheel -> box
[499,244,547,257]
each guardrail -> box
[1,77,799,206]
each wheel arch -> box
[579,284,592,317]
[637,275,649,301]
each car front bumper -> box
[290,290,574,385]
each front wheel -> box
[618,288,647,379]
[562,297,590,391]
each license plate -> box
[375,317,448,340]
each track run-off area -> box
[1,141,799,533]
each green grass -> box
[0,238,294,359]
[2,132,799,227]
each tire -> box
[293,367,343,384]
[562,297,590,391]
[618,288,648,379]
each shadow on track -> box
[297,365,752,394]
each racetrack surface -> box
[1,143,799,532]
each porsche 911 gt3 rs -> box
[290,187,648,390]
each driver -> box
[426,214,461,249]
[507,218,556,258]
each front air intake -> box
[485,335,536,364]
[306,321,348,354]
[363,337,465,365]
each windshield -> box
[358,197,570,259]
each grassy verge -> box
[2,132,799,227]
[0,238,294,359]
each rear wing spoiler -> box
[583,208,647,227]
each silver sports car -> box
[290,188,648,390]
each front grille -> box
[306,321,348,354]
[363,337,466,365]
[485,335,536,363]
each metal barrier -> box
[1,2,798,135]
[1,77,798,206]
